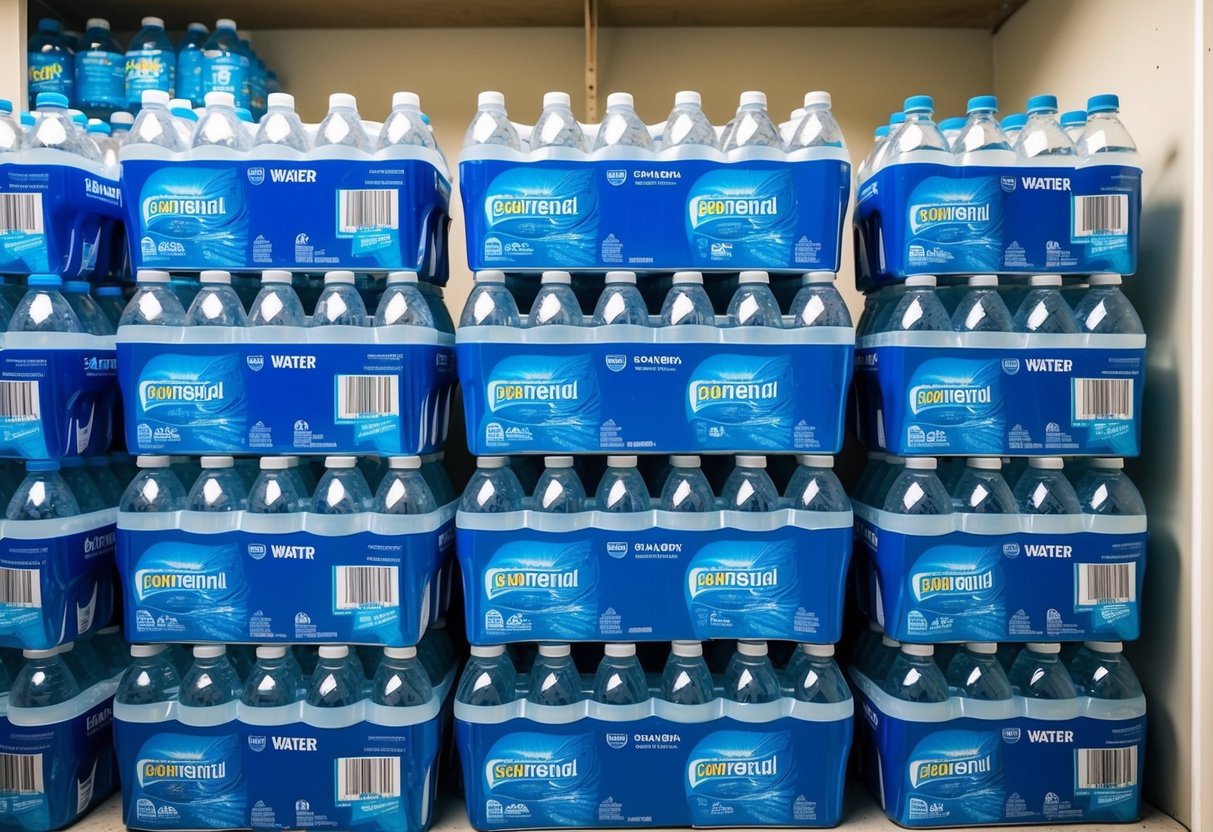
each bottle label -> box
[203,51,250,109]
[176,50,204,106]
[125,48,175,108]
[75,49,126,110]
[28,52,74,99]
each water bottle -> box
[1074,458,1146,515]
[169,97,199,147]
[722,456,780,512]
[126,90,183,150]
[1009,643,1076,699]
[785,455,850,511]
[125,17,175,109]
[185,270,248,326]
[456,645,518,706]
[460,270,520,327]
[782,644,850,703]
[937,117,965,149]
[190,90,249,149]
[787,91,845,150]
[374,271,434,327]
[310,271,368,327]
[883,275,951,332]
[460,457,524,513]
[175,22,208,106]
[313,456,373,515]
[727,271,783,328]
[721,91,781,152]
[202,19,249,110]
[305,646,364,707]
[1074,274,1143,334]
[119,456,186,512]
[790,271,852,328]
[179,645,242,707]
[241,646,302,707]
[0,101,21,155]
[883,644,948,702]
[951,458,1016,514]
[999,113,1026,146]
[883,457,953,516]
[888,95,949,160]
[1080,94,1136,156]
[61,281,113,336]
[75,19,124,118]
[116,644,180,705]
[870,455,907,507]
[596,456,651,512]
[953,95,1015,163]
[248,270,306,327]
[952,274,1014,332]
[7,461,80,520]
[523,271,581,327]
[110,111,134,140]
[593,92,653,151]
[254,92,309,151]
[661,641,715,705]
[858,125,890,181]
[28,94,83,155]
[59,458,105,512]
[869,111,907,174]
[1068,642,1141,699]
[866,635,902,683]
[247,457,304,514]
[661,90,718,150]
[187,456,248,512]
[374,457,437,515]
[119,270,185,326]
[28,19,74,107]
[371,646,432,707]
[528,91,587,152]
[247,48,267,119]
[9,275,79,333]
[71,112,103,161]
[1060,109,1087,143]
[723,641,781,704]
[1012,456,1080,515]
[314,93,369,151]
[659,456,716,513]
[11,648,80,707]
[660,272,715,326]
[464,91,521,150]
[377,91,435,150]
[532,456,586,513]
[945,643,1012,700]
[589,271,647,326]
[526,643,582,706]
[592,644,649,705]
[1015,94,1075,159]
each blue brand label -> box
[482,732,599,827]
[28,52,73,99]
[76,50,126,110]
[125,49,174,107]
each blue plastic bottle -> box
[1074,274,1143,334]
[530,91,588,152]
[457,645,518,706]
[11,648,80,707]
[249,270,306,326]
[592,643,649,705]
[1001,113,1026,143]
[310,271,367,327]
[116,644,180,705]
[938,117,965,149]
[593,272,649,326]
[179,645,242,707]
[661,641,715,705]
[94,286,125,329]
[528,271,582,327]
[533,456,586,513]
[782,644,850,703]
[593,92,653,151]
[460,271,520,327]
[313,456,373,515]
[1068,642,1141,699]
[596,455,651,512]
[314,93,369,151]
[659,456,716,512]
[125,17,175,108]
[526,643,583,706]
[883,457,953,516]
[460,457,524,513]
[1060,110,1087,143]
[1074,458,1146,515]
[1009,643,1076,699]
[945,643,1012,700]
[306,646,365,707]
[785,455,850,511]
[7,461,79,520]
[951,458,1017,514]
[375,272,434,327]
[248,457,304,514]
[727,271,783,327]
[1014,274,1079,333]
[202,19,249,110]
[661,272,715,326]
[185,271,248,327]
[28,19,74,108]
[1013,457,1081,515]
[372,646,433,707]
[791,271,852,327]
[952,275,1014,332]
[722,456,780,512]
[175,23,209,106]
[187,456,249,512]
[723,641,781,704]
[75,19,125,118]
[884,644,948,702]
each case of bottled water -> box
[116,269,456,456]
[854,275,1145,456]
[117,454,456,645]
[113,641,455,831]
[850,641,1145,826]
[460,90,850,273]
[458,270,853,454]
[855,93,1141,287]
[457,455,851,642]
[455,640,852,828]
[119,90,450,278]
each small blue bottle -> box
[951,457,1017,514]
[125,17,175,109]
[883,644,948,703]
[945,643,1012,700]
[202,19,249,110]
[782,644,850,703]
[11,647,80,707]
[75,19,125,119]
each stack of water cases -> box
[454,89,854,829]
[109,87,458,832]
[848,93,1147,826]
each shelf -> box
[38,0,1027,32]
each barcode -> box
[1077,563,1135,605]
[338,189,398,232]
[77,761,96,812]
[337,375,399,420]
[335,566,398,610]
[0,567,40,608]
[0,753,43,794]
[1074,378,1133,421]
[0,194,44,234]
[1077,747,1137,789]
[1074,194,1128,237]
[0,381,40,422]
[336,756,400,801]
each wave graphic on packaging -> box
[686,169,797,266]
[140,167,249,268]
[133,733,247,828]
[482,541,597,639]
[483,355,599,449]
[483,168,598,263]
[686,354,793,448]
[136,353,248,449]
[685,541,798,637]
[907,545,1004,637]
[483,732,599,827]
[685,730,797,825]
[906,175,1003,272]
[132,540,249,641]
[906,357,1004,450]
[906,730,1003,822]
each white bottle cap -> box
[324,270,356,285]
[111,112,135,126]
[136,269,171,283]
[738,270,770,284]
[966,457,1002,470]
[475,270,506,284]
[1089,457,1124,469]
[965,642,998,654]
[669,455,701,468]
[881,635,901,647]
[968,274,999,287]
[538,643,570,658]
[604,643,636,658]
[204,91,236,109]
[387,271,419,284]
[607,455,638,467]
[384,646,418,659]
[798,454,834,468]
[142,16,165,28]
[325,456,357,469]
[739,90,767,107]
[901,643,934,657]
[905,275,938,287]
[1027,642,1061,654]
[803,90,831,108]
[387,456,423,470]
[216,18,238,30]
[605,271,637,285]
[130,644,169,658]
[735,455,767,468]
[136,455,172,468]
[329,93,357,111]
[256,645,287,659]
[168,99,193,113]
[478,91,506,108]
[267,92,296,110]
[470,644,506,658]
[22,648,57,659]
[905,457,937,470]
[675,91,701,106]
[544,456,574,469]
[606,92,634,109]
[736,640,768,657]
[141,89,170,107]
[478,456,509,469]
[87,18,110,30]
[200,270,232,284]
[805,271,836,284]
[193,645,226,658]
[393,91,421,109]
[259,457,290,470]
[200,455,235,468]
[801,643,835,658]
[1084,641,1123,653]
[318,645,349,659]
[671,640,703,657]
[672,271,704,285]
[543,91,572,108]
[540,270,572,284]
[1089,273,1122,286]
[1028,457,1064,469]
[1029,274,1063,286]
[261,269,292,284]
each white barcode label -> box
[0,194,44,234]
[337,375,399,420]
[0,567,40,608]
[338,189,398,232]
[0,381,40,422]
[1074,194,1128,237]
[0,753,43,794]
[1077,747,1137,789]
[1073,378,1133,421]
[337,756,400,801]
[335,566,398,610]
[1077,563,1135,605]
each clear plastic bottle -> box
[310,271,368,327]
[592,644,649,705]
[8,274,80,333]
[117,456,181,513]
[313,456,373,515]
[460,271,520,327]
[29,93,82,155]
[374,457,436,515]
[782,644,850,703]
[60,458,105,512]
[938,117,965,149]
[11,648,80,707]
[186,270,248,326]
[1001,113,1026,144]
[1073,274,1143,334]
[785,455,850,511]
[1015,94,1075,160]
[191,90,250,150]
[952,274,1014,332]
[858,125,890,182]
[592,271,648,326]
[248,457,304,514]
[116,644,180,705]
[661,90,718,151]
[1012,274,1078,332]
[528,271,582,327]
[883,457,953,516]
[305,646,364,707]
[888,95,949,160]
[595,455,651,512]
[179,645,242,707]
[727,271,783,328]
[533,456,586,513]
[0,100,22,155]
[790,271,851,328]
[371,646,433,707]
[456,644,518,706]
[659,456,716,513]
[1060,110,1087,144]
[460,457,524,513]
[88,120,118,165]
[883,644,948,702]
[378,91,436,150]
[374,271,434,327]
[254,92,309,151]
[176,23,209,106]
[660,272,715,326]
[883,274,951,332]
[954,95,1014,162]
[28,19,74,108]
[202,19,249,110]
[1074,458,1146,515]
[787,91,845,150]
[945,643,1012,700]
[314,93,369,151]
[593,92,653,152]
[721,91,781,152]
[1009,643,1076,699]
[723,641,781,704]
[529,91,587,152]
[526,643,582,706]
[187,456,249,512]
[722,456,780,512]
[7,461,79,520]
[464,91,521,150]
[661,641,715,705]
[119,270,185,326]
[75,19,124,118]
[1068,642,1141,699]
[110,111,134,140]
[125,17,175,109]
[951,458,1017,514]
[62,281,113,336]
[1013,457,1081,515]
[248,270,306,327]
[71,112,104,161]
[241,646,302,707]
[1080,94,1136,156]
